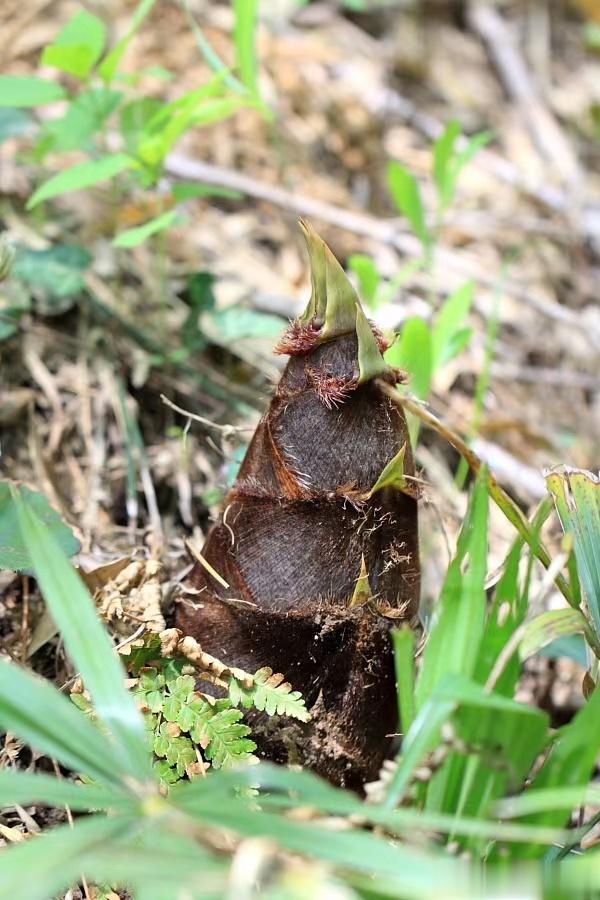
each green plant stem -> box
[378,381,572,605]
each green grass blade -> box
[0,814,136,900]
[177,791,465,889]
[510,682,600,858]
[415,470,488,708]
[474,535,524,693]
[27,153,134,208]
[193,765,570,847]
[392,626,416,736]
[0,770,133,812]
[0,659,131,786]
[11,485,152,782]
[233,0,259,97]
[546,468,600,641]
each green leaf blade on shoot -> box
[508,681,600,860]
[39,87,122,155]
[433,119,460,208]
[415,469,489,709]
[98,0,159,83]
[392,627,416,736]
[0,770,132,813]
[0,75,66,107]
[11,485,153,784]
[348,253,379,309]
[431,280,474,369]
[27,153,135,209]
[233,0,260,97]
[0,814,137,900]
[0,659,128,787]
[518,608,588,663]
[546,467,600,643]
[429,681,548,848]
[385,317,433,402]
[0,483,80,574]
[473,536,524,696]
[385,318,433,445]
[386,161,430,249]
[40,10,106,79]
[176,785,467,890]
[113,209,180,248]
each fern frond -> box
[193,706,257,769]
[229,667,311,722]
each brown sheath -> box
[176,223,420,788]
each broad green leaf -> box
[450,131,492,196]
[233,0,259,96]
[12,486,152,782]
[415,471,488,708]
[0,76,66,108]
[0,482,79,573]
[519,608,587,661]
[137,94,244,173]
[38,87,122,154]
[539,634,588,666]
[431,280,474,367]
[0,770,131,812]
[0,107,34,142]
[41,11,106,79]
[0,814,136,900]
[546,468,600,641]
[12,243,91,303]
[511,682,600,858]
[0,659,127,785]
[386,161,430,247]
[113,209,180,247]
[433,120,460,189]
[385,317,433,401]
[348,253,379,308]
[119,97,163,153]
[28,153,135,208]
[99,0,159,83]
[434,125,492,212]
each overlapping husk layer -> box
[176,223,420,788]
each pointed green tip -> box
[349,554,373,608]
[298,219,359,339]
[367,444,407,498]
[355,303,389,383]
